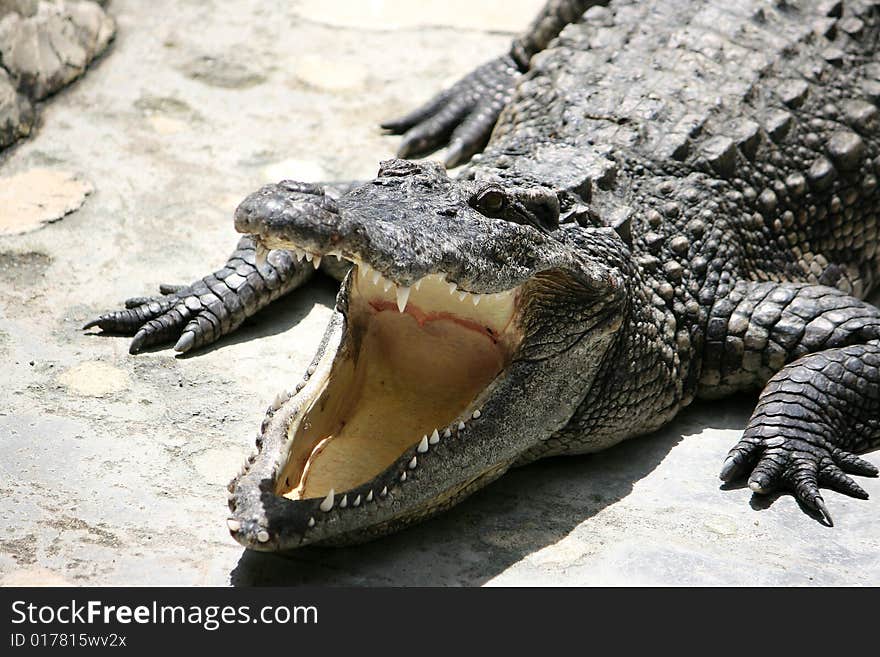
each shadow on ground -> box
[229,396,754,585]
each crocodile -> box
[86,0,880,550]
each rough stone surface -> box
[0,0,878,586]
[0,0,113,150]
[0,167,92,234]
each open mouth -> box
[270,250,523,510]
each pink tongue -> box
[368,299,498,342]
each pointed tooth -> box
[226,519,241,532]
[307,365,316,375]
[413,279,422,291]
[319,489,335,512]
[372,271,381,285]
[359,265,369,279]
[458,421,466,431]
[256,530,270,543]
[380,486,388,497]
[396,286,411,312]
[366,490,374,502]
[383,280,393,292]
[340,494,348,508]
[353,494,361,507]
[400,471,407,481]
[418,435,429,453]
[473,294,481,306]
[255,243,269,267]
[443,428,451,439]
[408,456,417,469]
[429,429,440,445]
[472,409,482,419]
[304,252,313,263]
[312,254,322,269]
[307,517,315,528]
[448,282,457,294]
[458,291,467,301]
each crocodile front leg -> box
[721,344,880,525]
[701,280,880,523]
[382,1,608,168]
[83,236,313,354]
[85,181,364,354]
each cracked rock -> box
[0,0,115,100]
[0,68,34,148]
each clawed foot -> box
[382,54,520,168]
[720,432,878,525]
[83,237,306,354]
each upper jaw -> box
[233,178,580,295]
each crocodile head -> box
[226,159,629,549]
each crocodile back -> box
[476,0,880,297]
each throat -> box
[281,308,505,500]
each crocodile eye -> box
[475,189,506,215]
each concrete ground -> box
[1,0,879,587]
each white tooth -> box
[319,489,335,512]
[429,429,440,445]
[383,280,393,292]
[340,494,348,508]
[353,494,361,507]
[408,456,417,469]
[312,255,322,269]
[458,291,467,301]
[256,530,270,543]
[307,365,316,375]
[472,409,482,419]
[372,271,381,285]
[396,286,411,312]
[305,252,313,263]
[226,519,241,532]
[256,247,269,268]
[473,295,481,306]
[418,435,429,453]
[458,421,466,431]
[366,490,374,502]
[359,265,368,279]
[380,486,388,497]
[307,517,315,528]
[448,282,457,294]
[400,471,407,481]
[414,279,422,291]
[291,247,303,261]
[443,429,451,439]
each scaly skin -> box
[89,0,880,546]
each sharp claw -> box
[719,456,738,481]
[397,140,417,160]
[814,497,834,527]
[174,331,196,353]
[748,480,768,494]
[129,334,146,354]
[82,318,101,330]
[444,142,466,169]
